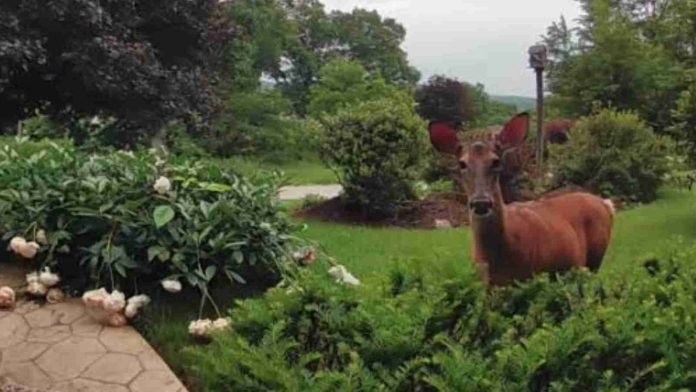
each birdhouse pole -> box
[528,45,548,186]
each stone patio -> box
[0,298,188,391]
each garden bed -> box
[295,191,470,228]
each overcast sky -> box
[322,0,582,97]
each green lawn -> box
[297,188,696,281]
[143,188,696,389]
[223,156,336,185]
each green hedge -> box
[178,241,696,391]
[0,138,294,299]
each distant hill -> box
[490,95,536,112]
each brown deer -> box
[457,113,614,286]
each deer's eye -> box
[490,159,502,171]
[459,161,468,170]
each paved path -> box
[278,184,342,201]
[0,263,187,392]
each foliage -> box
[548,109,676,202]
[307,60,402,118]
[271,1,420,113]
[543,0,685,133]
[18,111,64,140]
[208,89,323,160]
[668,70,696,164]
[171,236,696,391]
[321,97,428,217]
[223,0,294,91]
[0,139,294,309]
[414,75,478,124]
[0,0,229,141]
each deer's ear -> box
[428,121,460,155]
[496,113,529,150]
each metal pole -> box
[535,68,544,186]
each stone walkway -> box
[0,300,187,392]
[278,184,342,201]
[0,264,187,392]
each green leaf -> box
[153,205,175,228]
[205,265,217,282]
[233,251,244,264]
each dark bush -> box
[415,75,478,124]
[321,97,428,217]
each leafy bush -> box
[321,98,428,217]
[209,89,322,161]
[548,109,676,202]
[173,239,696,391]
[0,140,294,304]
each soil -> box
[294,192,470,229]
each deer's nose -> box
[469,198,493,216]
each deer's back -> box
[492,192,613,284]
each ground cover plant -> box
[144,188,696,391]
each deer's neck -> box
[471,191,508,265]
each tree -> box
[414,75,478,126]
[223,0,294,91]
[307,60,402,118]
[544,0,682,131]
[275,0,419,113]
[0,0,229,145]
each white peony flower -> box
[26,271,40,285]
[102,290,126,313]
[188,319,213,337]
[127,294,151,308]
[39,267,60,287]
[0,286,16,308]
[161,279,182,293]
[10,236,26,253]
[124,303,139,319]
[18,241,40,259]
[36,230,48,245]
[82,288,109,308]
[107,312,128,327]
[328,265,361,286]
[212,317,231,332]
[46,288,65,304]
[27,281,48,297]
[153,176,172,195]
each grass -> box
[142,187,696,389]
[222,155,336,186]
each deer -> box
[453,113,614,286]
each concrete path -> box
[0,300,187,392]
[278,184,342,201]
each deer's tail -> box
[602,199,616,216]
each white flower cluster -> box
[25,267,63,302]
[153,176,172,195]
[161,278,182,293]
[10,236,40,259]
[0,286,15,309]
[188,317,231,338]
[82,288,150,327]
[328,265,360,286]
[292,247,316,265]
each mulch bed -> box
[294,192,470,229]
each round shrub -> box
[548,109,675,202]
[321,97,428,217]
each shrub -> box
[0,140,295,304]
[208,89,322,161]
[174,241,696,391]
[548,109,676,202]
[321,98,428,217]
